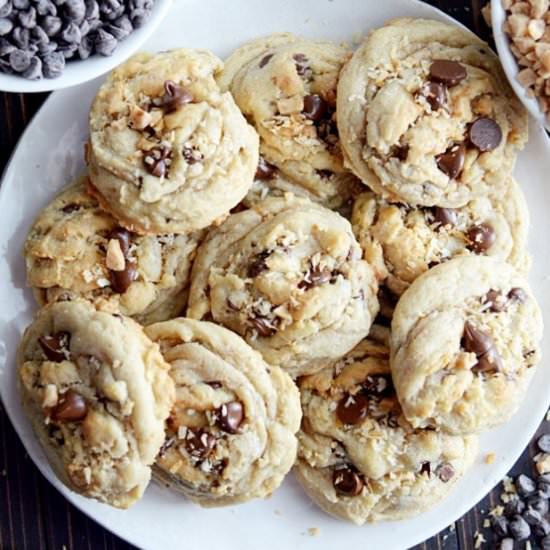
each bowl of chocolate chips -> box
[0,0,172,93]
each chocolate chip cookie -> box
[295,326,478,524]
[391,256,542,434]
[187,196,379,378]
[219,33,361,209]
[352,178,529,296]
[145,318,301,506]
[17,300,175,508]
[24,179,203,324]
[88,49,259,234]
[337,18,528,207]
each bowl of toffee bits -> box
[0,0,173,93]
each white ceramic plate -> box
[0,1,548,549]
[0,0,173,93]
[491,0,550,132]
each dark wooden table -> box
[0,1,547,549]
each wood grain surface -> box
[0,1,547,549]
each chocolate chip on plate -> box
[462,322,493,356]
[110,259,137,293]
[143,145,172,178]
[298,266,332,290]
[508,287,527,304]
[392,144,409,161]
[109,227,131,257]
[249,315,277,337]
[333,466,364,496]
[39,331,71,362]
[468,117,502,153]
[184,428,216,460]
[157,80,193,113]
[538,434,550,453]
[432,207,457,228]
[429,59,467,87]
[420,461,431,476]
[302,94,328,122]
[435,142,465,179]
[539,475,550,498]
[363,374,393,396]
[215,401,244,434]
[472,347,504,374]
[247,250,271,278]
[293,53,309,76]
[534,518,550,538]
[436,463,455,482]
[255,156,277,180]
[505,496,526,517]
[484,289,506,313]
[523,507,543,526]
[420,81,447,110]
[491,515,510,538]
[51,389,87,422]
[336,393,369,425]
[509,514,531,541]
[467,223,496,254]
[516,474,537,497]
[527,492,549,515]
[259,53,273,68]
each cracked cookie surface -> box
[17,300,175,508]
[145,318,301,506]
[390,256,542,434]
[88,49,259,234]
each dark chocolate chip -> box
[472,347,504,374]
[467,223,496,254]
[484,289,506,313]
[420,461,431,476]
[182,146,203,165]
[158,80,192,113]
[61,203,81,214]
[247,250,271,278]
[259,53,273,68]
[420,81,447,110]
[184,428,216,460]
[215,401,244,434]
[538,435,550,453]
[109,227,131,257]
[509,515,531,541]
[110,259,137,293]
[469,117,502,153]
[206,381,222,389]
[143,145,171,178]
[436,142,465,179]
[539,476,550,498]
[491,515,509,538]
[505,497,526,517]
[436,463,455,482]
[316,169,333,179]
[429,59,467,87]
[332,467,364,496]
[255,157,277,180]
[534,518,550,538]
[362,374,393,396]
[39,332,70,362]
[392,144,409,161]
[432,207,457,228]
[158,435,176,457]
[508,287,527,304]
[302,94,328,122]
[516,474,537,497]
[298,266,332,290]
[462,321,494,356]
[51,389,87,422]
[336,393,369,425]
[293,53,309,76]
[527,492,549,515]
[523,507,543,526]
[249,315,278,337]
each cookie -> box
[17,300,175,508]
[187,195,379,378]
[24,179,203,324]
[390,256,542,434]
[337,18,528,207]
[88,49,259,234]
[295,327,477,524]
[219,34,361,208]
[352,178,529,296]
[145,318,301,506]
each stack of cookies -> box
[16,16,543,526]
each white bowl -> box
[492,0,550,132]
[0,0,173,93]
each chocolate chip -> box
[420,461,431,476]
[436,142,465,179]
[110,259,137,293]
[206,381,222,390]
[302,94,328,122]
[247,250,271,278]
[436,463,455,482]
[61,203,81,214]
[51,389,87,422]
[39,332,70,362]
[508,287,527,304]
[336,393,369,425]
[472,347,504,374]
[462,322,494,356]
[467,223,496,254]
[432,207,457,228]
[468,117,502,153]
[524,507,543,527]
[156,80,192,113]
[509,515,531,541]
[484,289,506,313]
[539,476,550,498]
[505,497,526,517]
[249,315,278,337]
[429,60,467,87]
[182,146,203,165]
[392,144,409,161]
[332,466,364,496]
[215,401,244,434]
[498,539,514,550]
[420,81,447,110]
[298,266,332,290]
[316,169,333,179]
[362,375,393,397]
[527,493,549,515]
[538,435,550,454]
[143,145,171,178]
[158,435,176,457]
[109,227,131,257]
[293,53,308,76]
[255,157,277,180]
[259,53,273,68]
[534,518,550,538]
[491,515,510,537]
[184,428,216,460]
[516,474,537,497]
